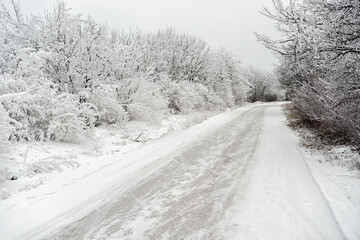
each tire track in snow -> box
[15,103,346,240]
[51,106,265,239]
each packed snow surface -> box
[0,103,359,239]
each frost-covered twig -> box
[133,132,144,142]
[22,143,30,167]
[0,91,28,102]
[94,132,108,151]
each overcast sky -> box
[3,0,279,72]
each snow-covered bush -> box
[89,86,128,125]
[0,76,26,145]
[116,74,169,122]
[0,104,14,145]
[3,83,87,141]
[160,76,223,114]
[205,49,251,107]
[191,83,225,111]
[160,79,198,113]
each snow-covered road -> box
[0,103,349,239]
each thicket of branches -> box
[0,1,258,143]
[245,66,284,102]
[257,0,360,144]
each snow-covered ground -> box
[222,103,360,240]
[0,102,359,239]
[0,111,214,200]
[286,116,360,240]
[303,148,360,240]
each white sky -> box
[3,0,279,72]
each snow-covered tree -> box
[0,1,253,144]
[257,0,360,143]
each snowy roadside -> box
[284,105,360,240]
[0,111,218,201]
[0,105,253,240]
